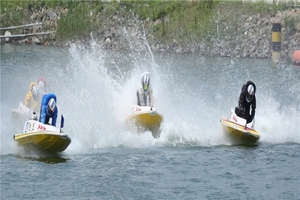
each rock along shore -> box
[1,3,299,61]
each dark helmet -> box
[141,72,150,91]
[246,84,255,102]
[47,98,56,114]
[31,86,39,101]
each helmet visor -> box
[47,98,56,114]
[246,93,253,102]
[47,106,53,114]
[143,83,149,91]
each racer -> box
[137,72,155,107]
[235,81,256,124]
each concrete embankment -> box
[1,3,299,61]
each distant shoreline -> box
[1,1,299,61]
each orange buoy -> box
[292,50,300,66]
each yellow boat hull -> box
[125,110,163,138]
[14,131,71,153]
[220,118,260,144]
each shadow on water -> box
[225,136,260,147]
[29,156,70,164]
[16,146,70,164]
[229,143,260,148]
[217,143,259,149]
[16,154,70,164]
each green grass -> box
[56,2,91,40]
[0,0,78,27]
[0,0,293,43]
[121,1,219,44]
[284,16,300,35]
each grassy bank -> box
[0,1,294,44]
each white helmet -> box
[141,72,150,91]
[246,84,255,102]
[31,86,39,101]
[47,98,56,114]
[38,80,45,93]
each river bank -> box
[1,1,299,61]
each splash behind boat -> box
[11,102,34,129]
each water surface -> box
[1,43,299,199]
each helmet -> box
[38,78,47,93]
[47,98,56,114]
[31,86,39,101]
[246,84,255,102]
[38,80,45,92]
[141,72,150,91]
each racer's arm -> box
[149,89,156,108]
[52,109,58,126]
[137,90,141,106]
[250,96,256,120]
[39,105,47,124]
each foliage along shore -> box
[1,1,299,61]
